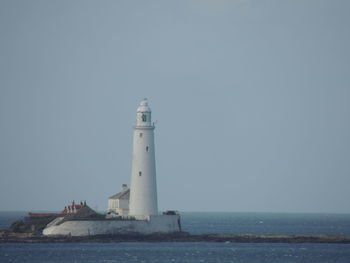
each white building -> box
[108,99,158,216]
[129,99,158,216]
[108,184,129,216]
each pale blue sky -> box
[1,0,349,213]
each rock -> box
[1,230,350,244]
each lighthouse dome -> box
[137,99,151,112]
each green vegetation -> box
[10,216,58,234]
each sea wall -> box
[42,215,181,236]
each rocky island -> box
[1,231,350,244]
[1,212,349,244]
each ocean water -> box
[1,211,350,262]
[181,212,350,236]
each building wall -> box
[108,199,117,210]
[119,199,129,210]
[43,215,181,236]
[129,126,158,216]
[108,198,129,216]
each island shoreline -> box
[1,231,350,244]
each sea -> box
[1,211,350,262]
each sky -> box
[0,0,349,213]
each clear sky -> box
[1,0,349,213]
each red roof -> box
[28,202,87,217]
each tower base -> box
[43,215,181,236]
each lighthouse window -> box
[139,171,142,176]
[142,114,147,122]
[139,133,143,138]
[146,146,149,152]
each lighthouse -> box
[129,99,158,216]
[43,99,182,236]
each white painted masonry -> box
[108,185,130,216]
[129,99,158,216]
[43,215,180,236]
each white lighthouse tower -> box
[129,99,158,216]
[43,99,182,236]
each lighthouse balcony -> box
[133,125,155,130]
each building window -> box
[142,114,147,122]
[139,133,143,138]
[146,146,149,152]
[139,171,142,176]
